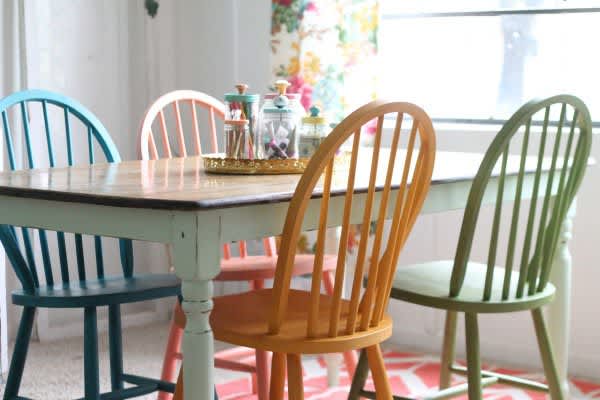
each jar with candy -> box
[224,84,259,159]
[224,119,253,159]
[259,81,299,159]
[299,105,328,158]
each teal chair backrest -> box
[450,95,592,301]
[0,89,133,292]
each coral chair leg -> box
[158,302,185,400]
[255,349,271,400]
[323,271,357,376]
[270,352,287,400]
[287,354,304,400]
[366,345,392,400]
[439,310,458,389]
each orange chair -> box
[138,90,356,400]
[174,100,436,399]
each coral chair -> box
[174,99,437,400]
[0,90,180,400]
[138,90,356,400]
[348,95,593,400]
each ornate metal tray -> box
[203,152,351,175]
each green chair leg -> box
[439,310,458,390]
[3,306,36,400]
[84,307,101,400]
[348,349,369,400]
[532,308,564,400]
[465,312,482,400]
[108,304,124,391]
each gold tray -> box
[203,152,351,175]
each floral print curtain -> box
[270,0,379,254]
[270,0,379,122]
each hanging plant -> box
[145,0,159,18]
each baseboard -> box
[386,325,600,384]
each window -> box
[378,0,600,125]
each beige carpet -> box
[0,322,242,400]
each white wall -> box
[2,0,598,381]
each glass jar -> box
[224,119,254,159]
[260,108,298,159]
[224,84,259,157]
[299,105,328,158]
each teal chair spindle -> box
[348,95,593,400]
[0,90,180,400]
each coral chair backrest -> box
[0,89,132,292]
[138,90,276,258]
[268,100,436,338]
[449,95,592,301]
[138,90,225,160]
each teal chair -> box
[348,95,592,400]
[0,90,180,400]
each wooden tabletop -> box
[0,151,545,210]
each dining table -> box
[0,150,575,399]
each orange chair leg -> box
[323,271,358,376]
[173,367,183,400]
[158,302,185,400]
[366,345,392,400]
[270,352,287,400]
[287,354,304,400]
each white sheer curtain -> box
[0,0,28,376]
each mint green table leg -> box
[173,213,221,400]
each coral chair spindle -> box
[0,89,180,400]
[138,90,355,400]
[349,95,593,400]
[173,100,437,400]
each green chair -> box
[0,90,180,400]
[348,95,592,400]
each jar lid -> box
[263,106,293,114]
[302,105,326,124]
[264,93,300,101]
[224,83,259,102]
[224,119,249,126]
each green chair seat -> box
[391,261,555,313]
[12,273,180,308]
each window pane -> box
[378,1,600,120]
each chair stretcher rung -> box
[74,384,158,400]
[450,364,549,392]
[423,377,498,399]
[122,373,176,393]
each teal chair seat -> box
[391,261,555,313]
[12,273,180,308]
[0,90,180,400]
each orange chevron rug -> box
[215,350,600,399]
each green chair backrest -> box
[0,89,132,292]
[450,95,592,301]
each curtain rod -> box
[382,7,600,19]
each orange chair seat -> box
[211,289,393,355]
[216,254,337,281]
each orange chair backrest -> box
[268,100,436,338]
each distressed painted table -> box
[0,151,574,399]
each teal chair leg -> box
[84,307,101,400]
[347,349,369,400]
[3,306,35,400]
[108,304,124,391]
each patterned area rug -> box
[216,351,600,400]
